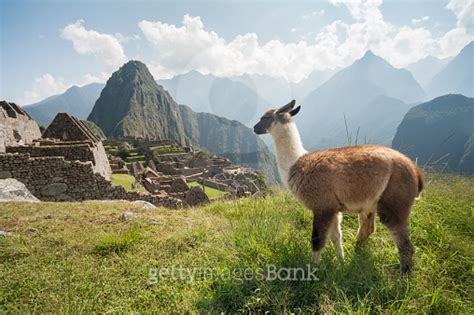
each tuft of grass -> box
[94,228,141,255]
[0,174,472,313]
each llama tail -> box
[415,168,424,200]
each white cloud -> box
[61,20,127,70]
[302,10,325,20]
[447,0,474,34]
[411,16,430,25]
[19,74,68,105]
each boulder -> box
[185,186,209,206]
[0,178,39,202]
[170,176,189,193]
[132,200,157,209]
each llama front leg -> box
[311,210,337,263]
[329,212,344,260]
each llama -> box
[253,100,424,273]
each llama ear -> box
[289,105,301,117]
[277,99,296,113]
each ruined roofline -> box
[0,101,33,119]
[71,116,100,143]
[43,112,99,143]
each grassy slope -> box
[0,175,472,313]
[111,174,136,191]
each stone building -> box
[6,113,112,180]
[0,101,42,152]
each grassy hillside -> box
[0,175,472,313]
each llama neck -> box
[270,122,307,186]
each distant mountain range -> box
[407,56,452,88]
[24,83,104,127]
[426,41,474,99]
[87,61,280,183]
[392,94,474,174]
[298,50,425,149]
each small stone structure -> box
[0,101,41,153]
[6,113,112,180]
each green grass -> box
[0,174,472,313]
[111,174,136,191]
[188,181,227,199]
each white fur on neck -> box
[269,121,307,187]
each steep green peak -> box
[110,60,157,85]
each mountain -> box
[89,61,279,183]
[159,71,268,127]
[179,105,279,182]
[88,61,187,143]
[344,95,414,146]
[24,83,104,127]
[426,41,474,98]
[407,56,452,88]
[299,50,426,149]
[392,94,474,174]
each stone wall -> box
[6,141,111,180]
[0,153,182,208]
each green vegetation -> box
[0,174,472,313]
[81,120,107,140]
[111,174,136,191]
[188,181,227,200]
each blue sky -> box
[1,0,472,104]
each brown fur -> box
[288,144,423,273]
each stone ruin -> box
[0,101,41,152]
[6,113,111,179]
[107,138,265,203]
[0,110,182,208]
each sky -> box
[1,0,473,105]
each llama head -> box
[253,100,301,135]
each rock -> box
[0,230,13,237]
[185,186,209,206]
[121,210,139,220]
[170,176,189,193]
[40,183,68,197]
[132,200,157,209]
[0,178,39,202]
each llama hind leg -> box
[329,212,344,260]
[388,224,414,274]
[356,206,376,244]
[311,210,337,263]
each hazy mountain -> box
[89,61,279,182]
[426,41,474,98]
[299,50,426,149]
[159,71,268,126]
[24,83,104,127]
[343,95,414,146]
[392,94,474,174]
[407,56,452,88]
[179,105,279,183]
